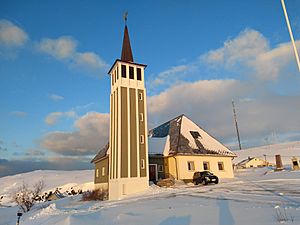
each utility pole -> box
[281,0,300,72]
[232,100,242,150]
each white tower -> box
[108,20,149,200]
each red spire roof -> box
[121,25,134,62]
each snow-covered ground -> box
[1,142,300,225]
[1,168,300,225]
[233,141,300,165]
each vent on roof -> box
[190,131,201,139]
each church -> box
[91,19,236,200]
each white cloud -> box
[147,79,300,149]
[45,111,76,125]
[41,112,109,155]
[147,64,198,94]
[49,94,64,101]
[74,52,107,70]
[10,111,27,117]
[37,36,76,59]
[0,20,28,47]
[37,36,108,75]
[203,29,269,67]
[202,28,300,81]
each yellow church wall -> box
[166,155,234,181]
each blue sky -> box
[1,0,300,176]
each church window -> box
[116,67,119,80]
[121,65,126,78]
[96,169,99,178]
[140,135,144,144]
[129,66,134,79]
[137,68,142,80]
[203,162,210,170]
[141,159,145,169]
[218,162,224,171]
[187,161,195,171]
[102,167,105,176]
[139,113,144,122]
[139,92,143,100]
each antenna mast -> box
[232,100,242,150]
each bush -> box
[12,180,45,212]
[82,189,108,201]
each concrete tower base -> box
[109,177,149,200]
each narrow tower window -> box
[139,113,144,122]
[129,66,134,79]
[116,67,119,80]
[139,92,143,100]
[121,64,126,78]
[137,68,142,81]
[102,167,105,176]
[141,159,145,169]
[140,135,144,144]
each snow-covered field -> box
[1,142,300,225]
[233,141,300,165]
[1,168,300,225]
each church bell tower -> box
[108,16,149,200]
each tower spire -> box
[121,12,134,62]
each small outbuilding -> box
[236,157,268,169]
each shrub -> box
[82,189,108,201]
[274,205,295,223]
[12,180,45,212]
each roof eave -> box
[107,59,147,75]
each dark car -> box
[193,171,219,185]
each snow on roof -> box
[91,143,109,163]
[149,114,236,157]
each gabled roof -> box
[149,114,236,157]
[90,143,109,163]
[236,157,264,166]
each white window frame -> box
[203,161,210,171]
[218,162,224,171]
[187,161,195,171]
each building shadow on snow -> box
[159,215,191,225]
[217,196,235,225]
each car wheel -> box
[203,180,208,185]
[214,178,219,184]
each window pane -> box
[121,65,126,78]
[203,162,209,170]
[137,68,142,80]
[188,161,195,171]
[218,162,224,170]
[129,66,134,79]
